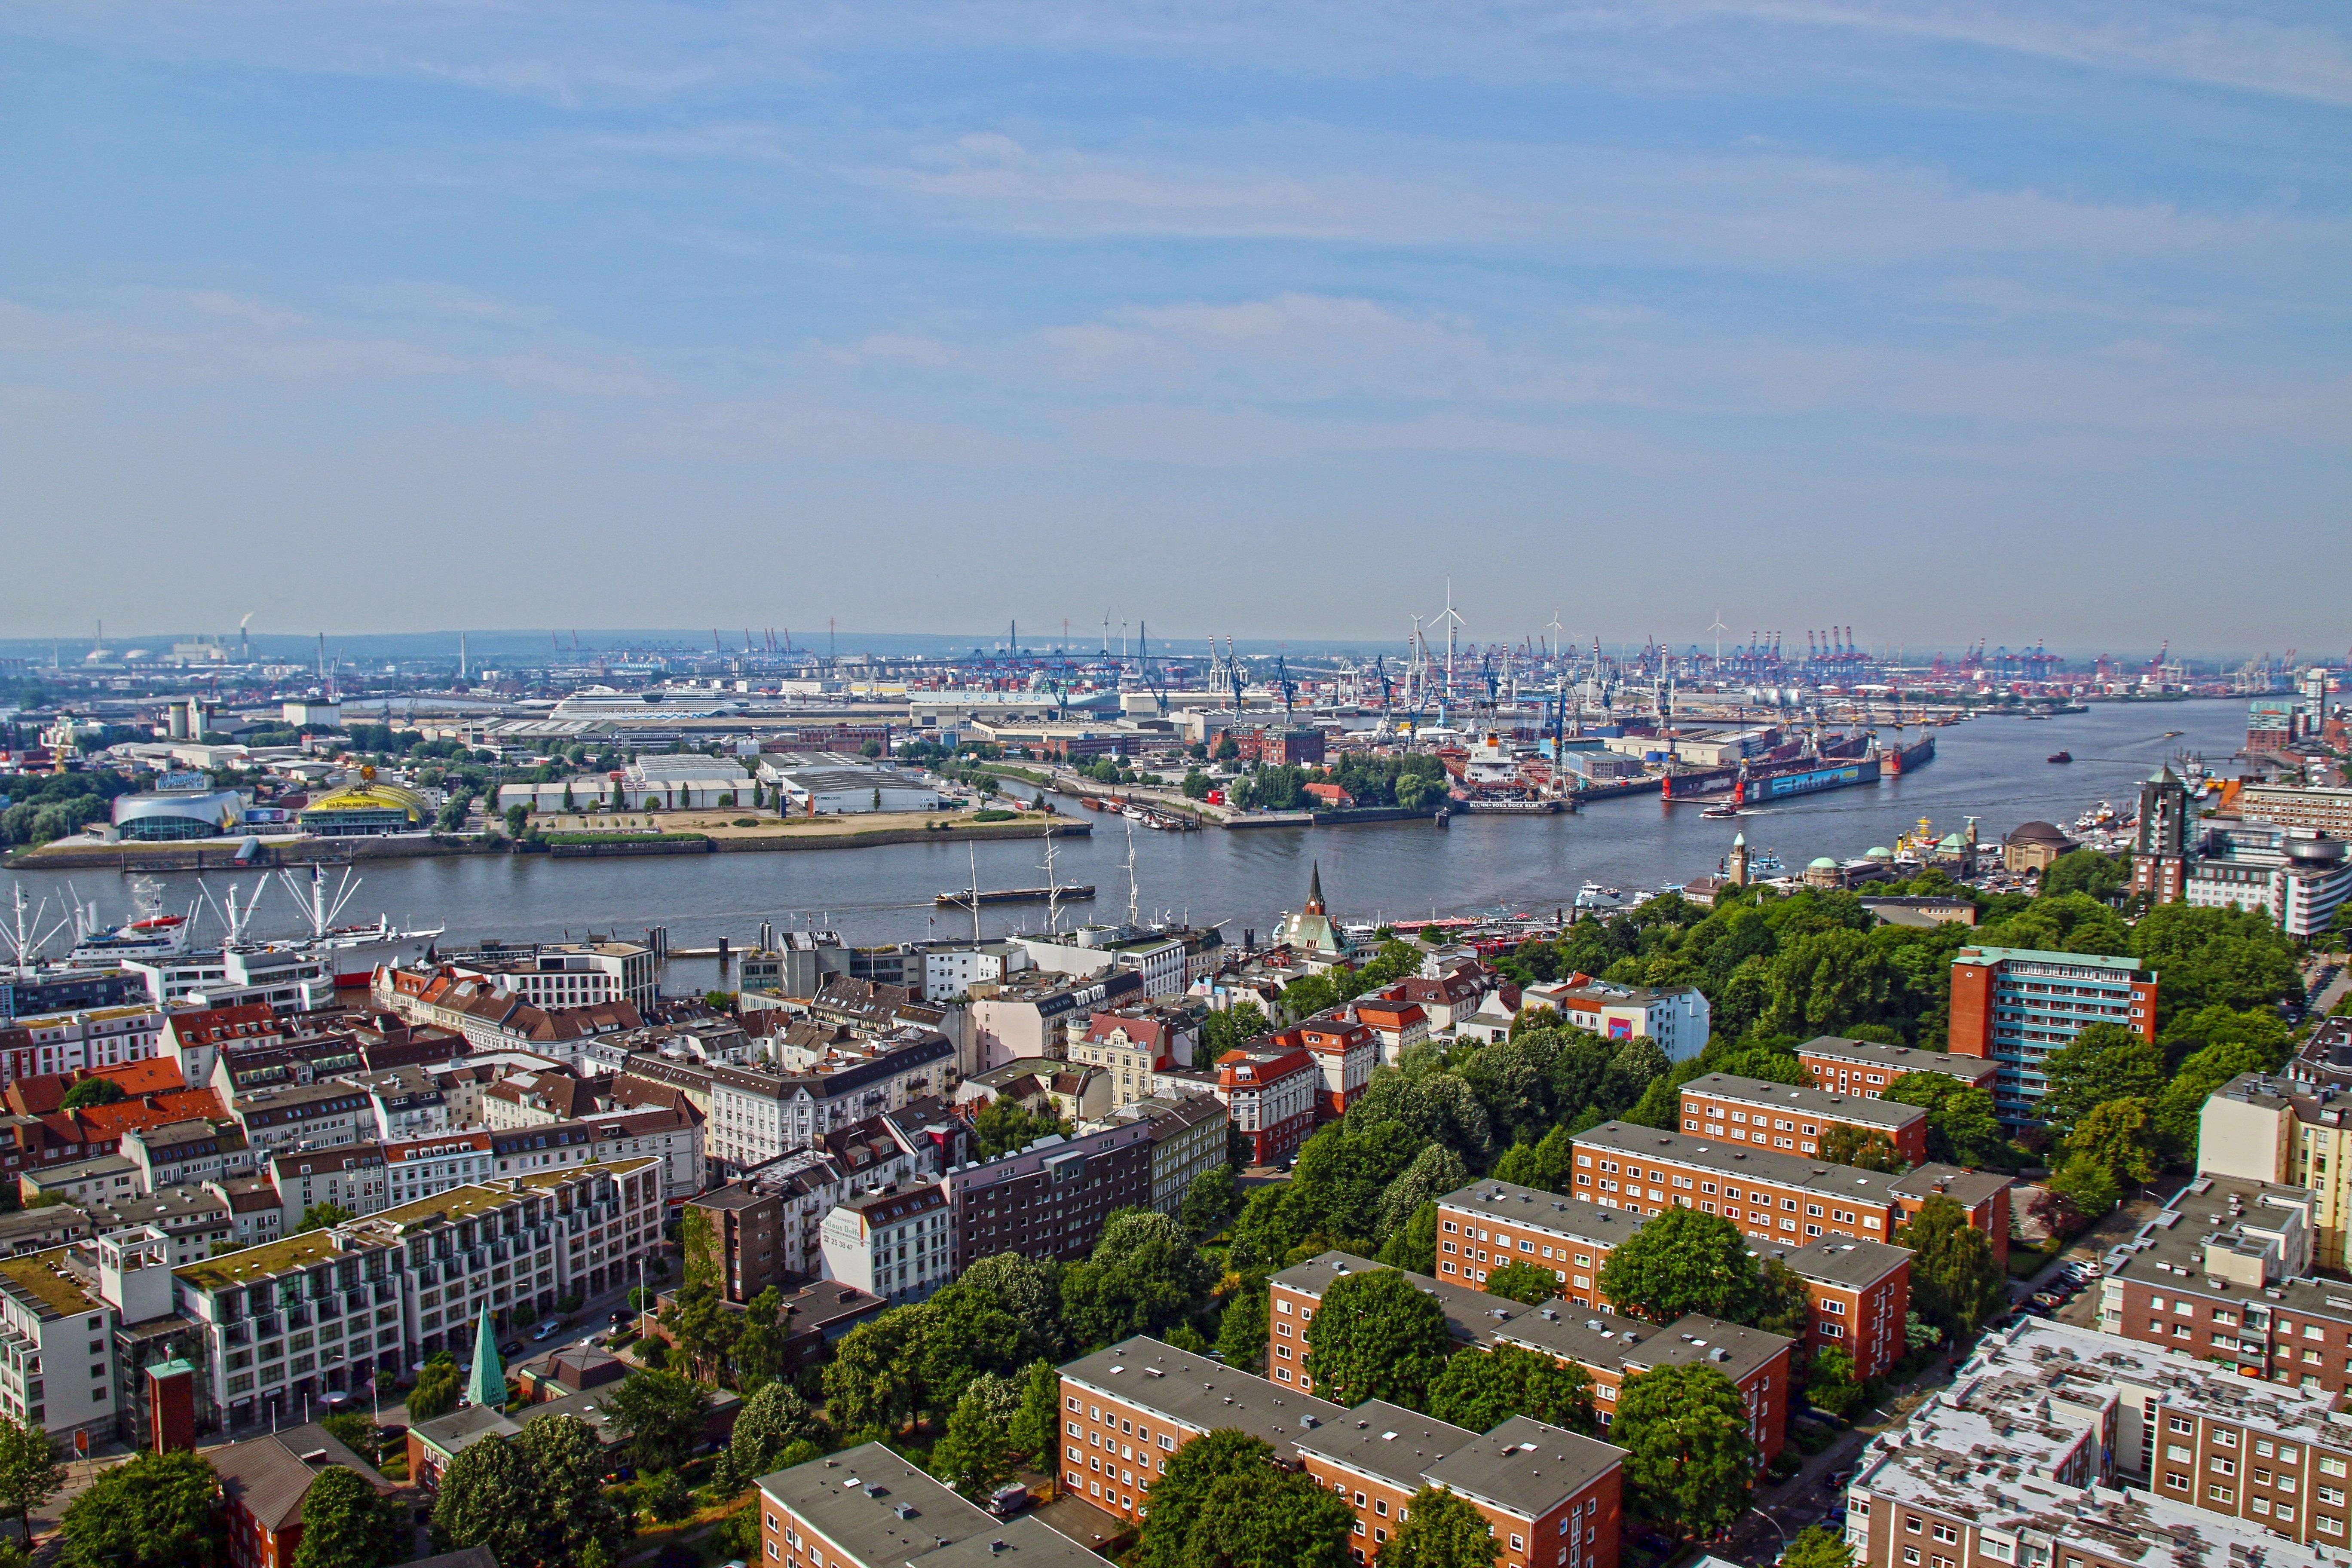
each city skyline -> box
[2,3,2346,644]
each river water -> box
[4,701,2245,991]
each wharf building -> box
[1843,1317,2352,1568]
[1053,1333,1624,1568]
[1678,1072,1931,1166]
[1568,1122,2011,1266]
[1948,947,2158,1123]
[1795,1037,2000,1100]
[1268,1250,1792,1462]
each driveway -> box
[1709,1360,1955,1567]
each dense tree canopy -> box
[56,1449,221,1568]
[1896,1195,2006,1337]
[291,1466,403,1568]
[1139,1431,1353,1568]
[1379,1487,1499,1568]
[1427,1344,1596,1434]
[1062,1210,1218,1349]
[1609,1363,1758,1537]
[1596,1208,1762,1324]
[1302,1268,1454,1409]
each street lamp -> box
[1749,1506,1789,1562]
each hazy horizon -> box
[3,3,2345,649]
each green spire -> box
[463,1305,504,1409]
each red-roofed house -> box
[1349,995,1430,1065]
[1291,1014,1377,1119]
[1214,1043,1319,1166]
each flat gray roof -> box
[1795,1037,1997,1081]
[1576,1122,1908,1203]
[1421,1416,1620,1522]
[1680,1073,1926,1131]
[1493,1306,1788,1385]
[1438,1179,1651,1246]
[1059,1335,1348,1445]
[1271,1253,1539,1344]
[1771,1237,1912,1289]
[757,1443,1099,1568]
[1293,1400,1478,1494]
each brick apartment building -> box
[1948,947,2158,1123]
[1794,1037,2000,1099]
[1780,1236,1911,1380]
[1055,1331,1623,1568]
[1215,1041,1320,1165]
[1570,1122,2010,1267]
[757,1444,1105,1568]
[1679,1073,1930,1167]
[942,1117,1155,1267]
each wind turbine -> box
[1544,611,1564,661]
[1708,611,1729,665]
[1430,579,1466,705]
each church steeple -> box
[1304,861,1326,916]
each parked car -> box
[500,1338,524,1357]
[609,1311,628,1328]
[532,1320,562,1341]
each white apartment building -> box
[269,1146,390,1234]
[820,1182,952,1304]
[0,1004,164,1084]
[451,943,656,1012]
[172,1157,667,1430]
[922,942,1031,1004]
[1518,979,1713,1060]
[699,1032,955,1176]
[381,1131,497,1209]
[0,1237,132,1445]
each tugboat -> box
[2047,750,2072,764]
[1701,802,1743,819]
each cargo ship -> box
[937,885,1097,908]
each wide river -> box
[4,700,2246,990]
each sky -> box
[0,2,2345,658]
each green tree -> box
[1895,1194,2005,1337]
[605,1369,711,1473]
[1008,1360,1063,1468]
[1819,1124,1905,1172]
[824,1309,926,1435]
[57,1077,125,1110]
[1302,1268,1452,1409]
[973,1098,1072,1159]
[1609,1363,1757,1537]
[2038,1023,2164,1130]
[931,1384,1018,1498]
[1061,1210,1218,1350]
[1379,1486,1498,1568]
[1138,1430,1277,1568]
[959,1253,1069,1363]
[1141,1430,1354,1568]
[57,1449,223,1568]
[505,802,529,836]
[406,1358,460,1421]
[1378,1201,1440,1275]
[1481,1259,1559,1305]
[296,1202,356,1234]
[2047,1153,2120,1222]
[716,1381,821,1492]
[1427,1344,1596,1434]
[1217,1280,1270,1369]
[1781,1525,1858,1568]
[1182,1165,1243,1237]
[2066,1097,2159,1187]
[291,1465,401,1568]
[0,1414,64,1548]
[429,1433,536,1564]
[1804,1348,1866,1418]
[1596,1207,1762,1324]
[1880,1072,2006,1167]
[517,1412,630,1567]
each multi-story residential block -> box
[1851,1318,2352,1558]
[1215,1041,1320,1165]
[1570,1123,2010,1266]
[349,1066,449,1141]
[1433,1178,1652,1304]
[204,1175,285,1250]
[966,969,1147,1073]
[0,1245,127,1445]
[2241,784,2352,838]
[756,1442,1104,1568]
[1301,1408,1623,1568]
[0,1204,94,1257]
[124,1117,252,1192]
[0,1004,164,1085]
[230,1080,373,1155]
[2095,1175,2352,1396]
[1494,1305,1791,1462]
[171,1156,666,1430]
[446,942,657,1012]
[480,1068,603,1130]
[1948,947,2158,1121]
[1794,1037,2000,1099]
[1679,1073,1930,1166]
[86,1186,238,1266]
[675,1029,954,1177]
[1781,1236,1912,1380]
[687,1182,784,1305]
[212,1421,396,1568]
[944,1118,1155,1268]
[21,1153,144,1206]
[1842,1367,2341,1568]
[819,1181,952,1303]
[1350,995,1430,1064]
[1266,1252,1544,1393]
[380,1130,496,1209]
[1516,978,1712,1060]
[2197,1075,2352,1269]
[1122,1092,1229,1216]
[160,1002,284,1091]
[1293,1013,1379,1119]
[269,1145,389,1232]
[582,1106,707,1199]
[1069,1008,1196,1105]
